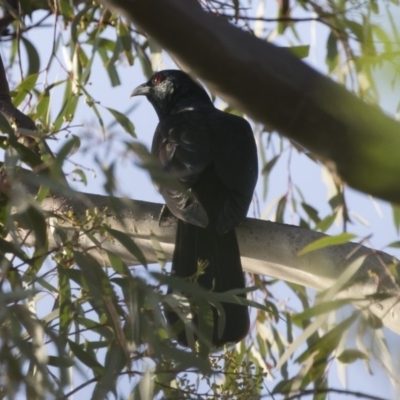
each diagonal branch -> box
[101,0,400,204]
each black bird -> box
[131,70,258,347]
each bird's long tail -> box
[165,219,249,347]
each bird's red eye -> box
[152,73,164,85]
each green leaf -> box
[106,250,132,277]
[117,20,134,65]
[78,45,88,68]
[13,73,39,107]
[19,0,33,15]
[86,341,109,350]
[285,45,310,59]
[53,80,80,131]
[345,20,364,42]
[52,135,80,181]
[337,349,368,364]
[73,252,117,310]
[36,92,50,123]
[366,311,383,329]
[46,355,74,368]
[65,268,86,288]
[73,251,125,330]
[373,25,392,54]
[72,168,87,185]
[315,213,336,232]
[296,312,359,363]
[68,340,104,374]
[92,342,127,399]
[275,196,286,223]
[21,37,40,77]
[301,202,320,224]
[77,316,114,340]
[106,228,147,267]
[71,44,82,87]
[136,43,153,79]
[59,0,74,19]
[106,103,138,131]
[292,298,353,324]
[86,99,105,136]
[58,265,72,347]
[81,31,100,85]
[298,233,357,255]
[18,205,48,272]
[326,32,338,72]
[277,256,365,370]
[392,203,400,234]
[70,4,92,44]
[149,232,166,268]
[370,0,379,13]
[98,38,116,53]
[106,107,135,137]
[98,46,121,87]
[321,255,367,302]
[262,155,279,175]
[387,262,399,279]
[56,135,80,162]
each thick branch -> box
[102,0,400,204]
[17,191,400,336]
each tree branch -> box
[15,190,400,336]
[101,0,400,204]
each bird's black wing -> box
[151,110,213,227]
[209,110,258,233]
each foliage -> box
[0,0,399,399]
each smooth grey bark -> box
[15,191,400,336]
[101,0,400,204]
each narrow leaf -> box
[21,37,40,76]
[298,233,357,255]
[106,228,147,267]
[285,45,310,59]
[275,196,286,223]
[58,265,72,347]
[117,20,134,65]
[337,349,368,364]
[68,340,104,374]
[326,32,338,72]
[392,203,400,234]
[292,298,354,324]
[262,155,280,175]
[13,73,39,107]
[106,107,135,137]
[301,202,320,224]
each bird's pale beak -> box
[131,83,150,97]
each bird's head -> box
[131,70,212,120]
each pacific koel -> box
[131,70,258,347]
